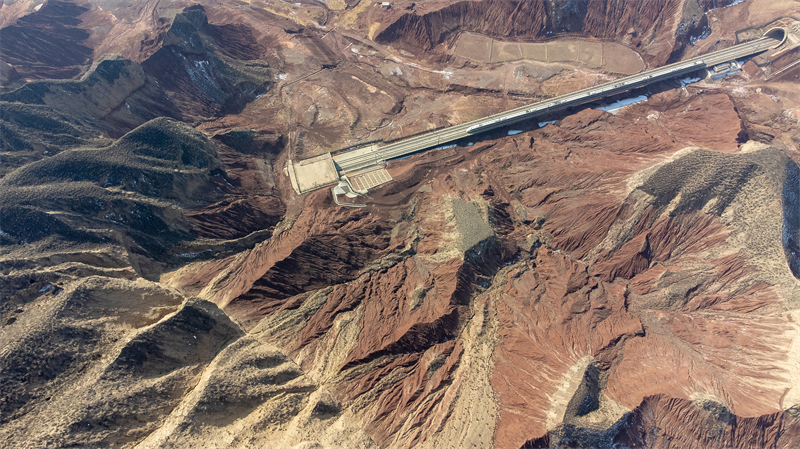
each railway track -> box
[331,34,782,174]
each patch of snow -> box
[104,212,125,224]
[0,229,10,238]
[39,284,55,293]
[538,120,557,127]
[175,249,212,258]
[214,173,235,188]
[181,55,224,101]
[433,144,457,150]
[34,3,43,11]
[703,0,748,12]
[710,69,741,80]
[689,25,712,46]
[508,130,523,136]
[679,76,702,87]
[722,0,748,8]
[731,86,747,97]
[467,142,474,146]
[598,95,648,114]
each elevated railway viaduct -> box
[287,28,787,195]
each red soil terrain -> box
[1,0,799,448]
[0,0,92,79]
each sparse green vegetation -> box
[0,117,223,260]
[0,205,103,244]
[0,103,83,136]
[2,118,218,197]
[639,149,764,216]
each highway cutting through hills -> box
[285,29,786,195]
[330,33,783,174]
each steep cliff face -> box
[615,395,800,448]
[140,5,272,120]
[374,0,687,64]
[0,0,92,79]
[375,1,550,51]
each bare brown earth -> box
[452,34,645,75]
[1,0,800,448]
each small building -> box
[380,2,391,7]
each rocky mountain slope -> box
[1,0,799,447]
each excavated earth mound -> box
[1,0,799,448]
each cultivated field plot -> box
[453,32,494,61]
[453,33,644,74]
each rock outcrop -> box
[0,0,92,79]
[374,0,692,65]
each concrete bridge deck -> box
[287,29,786,194]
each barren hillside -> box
[1,0,799,448]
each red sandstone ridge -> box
[2,1,800,448]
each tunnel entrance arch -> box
[764,27,787,48]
